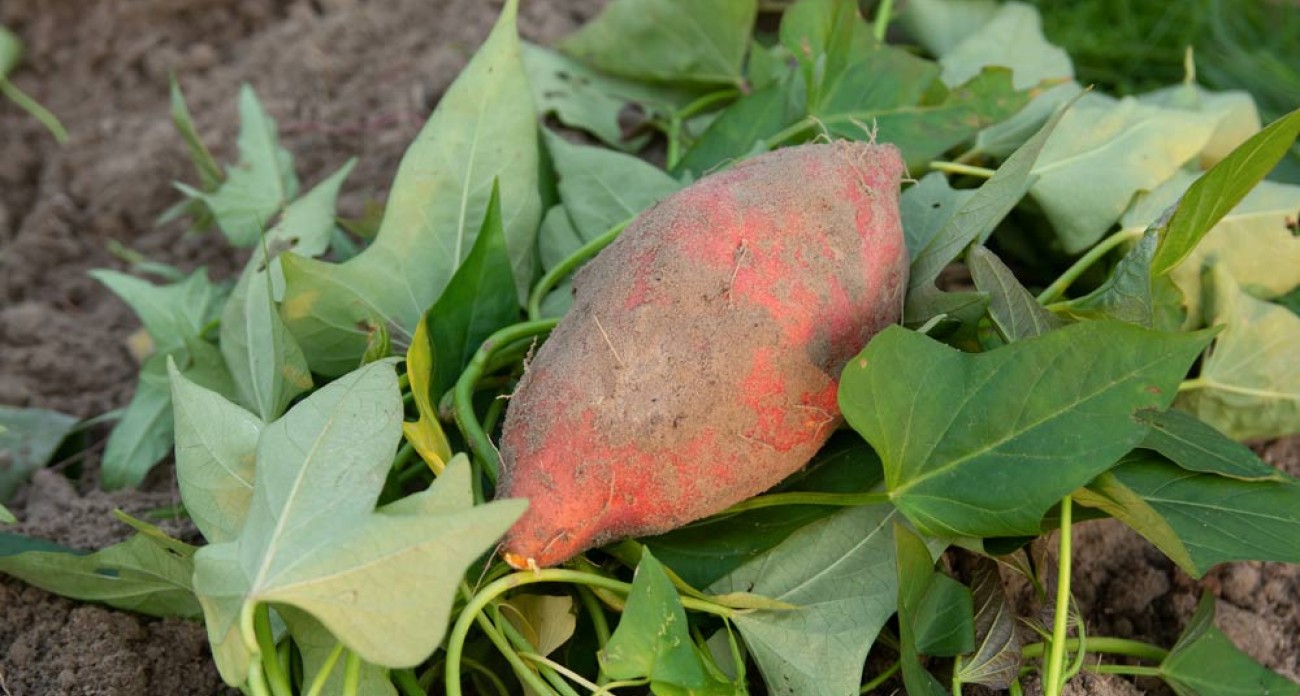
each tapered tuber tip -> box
[503,552,535,571]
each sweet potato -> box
[497,141,908,569]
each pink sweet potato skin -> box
[497,141,907,568]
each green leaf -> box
[974,81,1084,158]
[779,0,876,111]
[1177,265,1300,440]
[1123,170,1300,329]
[1060,228,1165,327]
[0,405,78,501]
[933,2,1072,90]
[956,557,1021,689]
[822,68,1029,171]
[601,549,734,694]
[1152,106,1300,275]
[645,434,884,589]
[0,504,13,525]
[281,0,541,375]
[1029,93,1216,254]
[521,42,693,151]
[425,182,520,399]
[1159,593,1300,696]
[189,85,299,247]
[169,76,223,191]
[168,360,261,544]
[708,504,910,696]
[900,172,977,260]
[1137,408,1286,482]
[220,162,353,421]
[559,0,756,87]
[893,523,952,696]
[545,134,680,257]
[913,573,974,657]
[1077,451,1300,578]
[191,362,524,685]
[840,321,1212,537]
[968,246,1065,341]
[90,267,225,355]
[905,89,1078,324]
[674,83,791,178]
[102,340,234,490]
[0,532,200,618]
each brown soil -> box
[0,1,1296,694]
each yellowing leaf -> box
[403,316,452,473]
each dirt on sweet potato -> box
[497,141,908,568]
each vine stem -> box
[1044,495,1074,696]
[859,661,899,693]
[1022,637,1168,662]
[444,569,735,695]
[872,0,895,41]
[451,319,559,488]
[254,605,293,696]
[342,651,361,696]
[0,78,69,143]
[1036,228,1144,304]
[303,643,345,696]
[929,161,996,178]
[527,219,631,321]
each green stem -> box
[721,490,890,515]
[482,392,509,440]
[1178,377,1208,393]
[455,657,511,696]
[254,606,293,696]
[1036,228,1144,304]
[447,582,560,696]
[445,570,735,695]
[668,116,683,170]
[873,0,896,41]
[929,161,997,178]
[1022,637,1168,663]
[497,611,581,696]
[576,587,613,684]
[763,116,817,149]
[518,653,597,695]
[1044,495,1074,696]
[342,651,361,696]
[452,319,559,487]
[859,661,900,693]
[303,643,345,696]
[1088,664,1162,677]
[392,668,426,696]
[0,78,69,143]
[247,660,272,696]
[666,88,740,170]
[527,220,631,321]
[952,654,964,696]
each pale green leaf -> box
[1160,593,1300,696]
[280,607,397,696]
[968,246,1064,341]
[502,594,576,659]
[974,81,1084,158]
[1138,83,1262,168]
[709,504,905,696]
[169,76,223,191]
[1030,92,1215,253]
[0,405,78,501]
[897,0,998,57]
[559,0,756,86]
[191,363,524,685]
[840,321,1211,537]
[0,26,21,76]
[89,267,225,354]
[281,0,540,375]
[1152,106,1300,275]
[1077,451,1300,578]
[220,162,352,420]
[197,85,299,246]
[1177,265,1300,440]
[0,505,13,525]
[1121,170,1300,328]
[168,360,261,544]
[0,532,200,618]
[936,2,1073,90]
